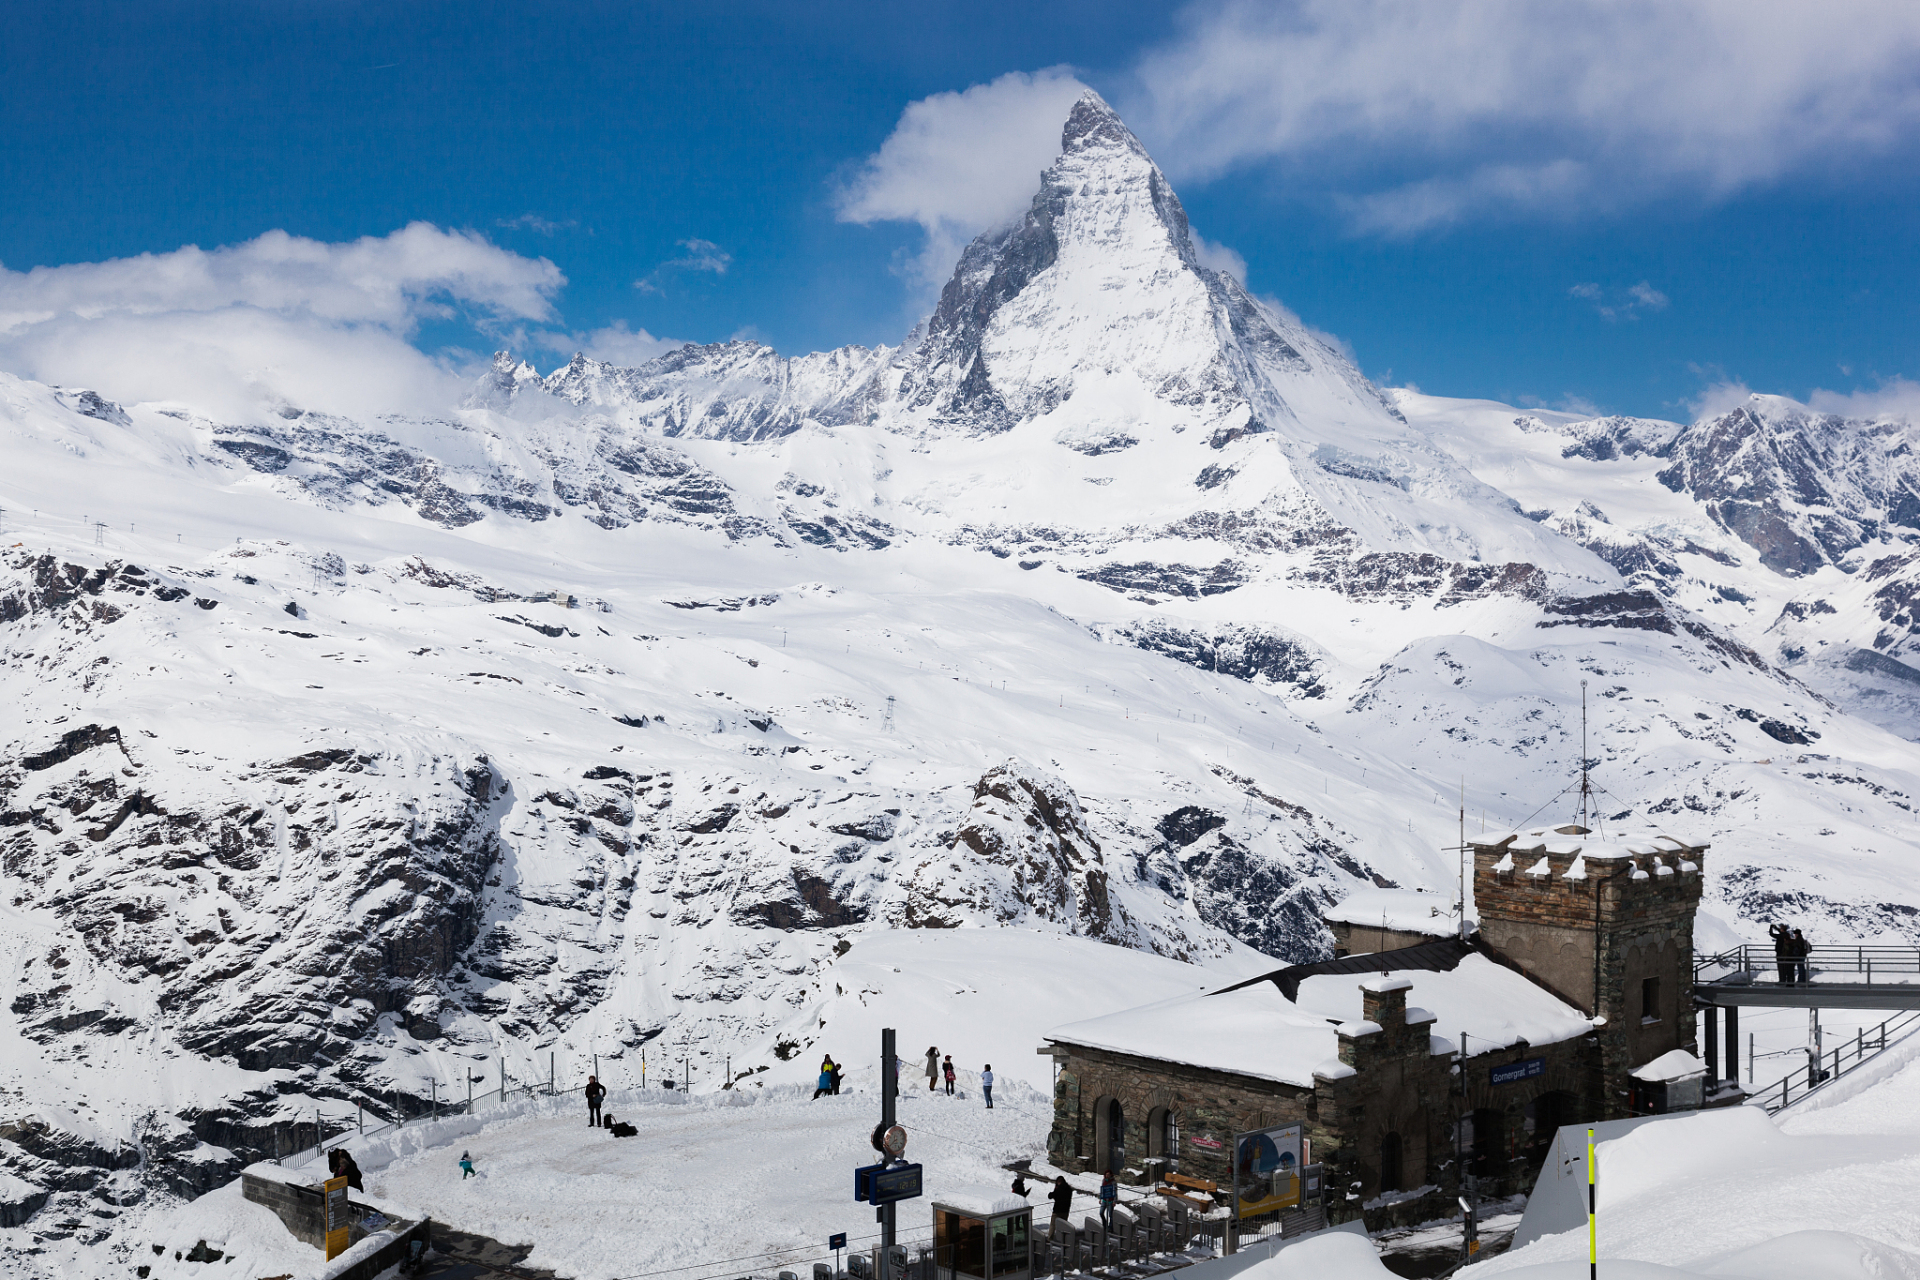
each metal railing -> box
[1696,944,1920,985]
[1751,1010,1920,1114]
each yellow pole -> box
[1587,1127,1597,1280]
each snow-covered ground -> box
[1466,1040,1920,1276]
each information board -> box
[323,1174,350,1261]
[854,1162,924,1205]
[1232,1123,1302,1217]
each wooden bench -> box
[1163,1174,1218,1196]
[1154,1187,1210,1211]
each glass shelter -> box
[931,1188,1033,1280]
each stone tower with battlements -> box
[1467,825,1707,1119]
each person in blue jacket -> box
[814,1055,837,1100]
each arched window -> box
[1379,1131,1403,1194]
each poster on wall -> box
[1232,1123,1302,1217]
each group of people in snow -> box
[920,1046,994,1107]
[813,1055,845,1099]
[1770,923,1813,983]
[801,1046,995,1107]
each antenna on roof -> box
[1577,679,1596,834]
[1458,777,1467,942]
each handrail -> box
[1696,943,1920,983]
[1750,1009,1920,1114]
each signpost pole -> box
[881,1027,897,1260]
[1587,1127,1597,1280]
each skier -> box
[459,1151,477,1179]
[814,1057,836,1100]
[1769,922,1793,984]
[925,1046,940,1091]
[942,1055,956,1095]
[1098,1170,1117,1231]
[1049,1175,1074,1224]
[585,1074,606,1128]
[982,1064,994,1109]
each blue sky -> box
[3,0,1917,421]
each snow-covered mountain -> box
[5,90,1920,1257]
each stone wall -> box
[1045,1045,1322,1187]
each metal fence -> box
[1697,944,1920,985]
[1752,1010,1920,1113]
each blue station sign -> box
[1490,1057,1546,1086]
[854,1162,924,1205]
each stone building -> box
[1040,824,1709,1212]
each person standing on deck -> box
[1098,1171,1117,1231]
[1770,923,1793,984]
[1791,928,1811,983]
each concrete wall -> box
[241,1170,325,1247]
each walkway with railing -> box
[1694,945,1920,1010]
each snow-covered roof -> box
[1471,825,1707,861]
[934,1185,1034,1218]
[1043,953,1591,1087]
[1322,888,1471,936]
[1630,1049,1707,1083]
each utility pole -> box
[880,1027,897,1254]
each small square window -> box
[1641,975,1662,1023]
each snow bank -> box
[1476,1059,1920,1276]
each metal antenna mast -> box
[1578,679,1593,831]
[1458,777,1468,941]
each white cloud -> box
[634,238,734,294]
[1189,232,1248,283]
[1128,0,1920,232]
[0,224,565,420]
[1570,280,1670,322]
[529,320,681,369]
[498,214,577,235]
[835,67,1092,307]
[1807,377,1920,421]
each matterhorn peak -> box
[1060,89,1145,158]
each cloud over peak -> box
[0,224,565,420]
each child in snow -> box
[982,1064,994,1109]
[942,1055,956,1095]
[459,1151,476,1179]
[814,1057,836,1100]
